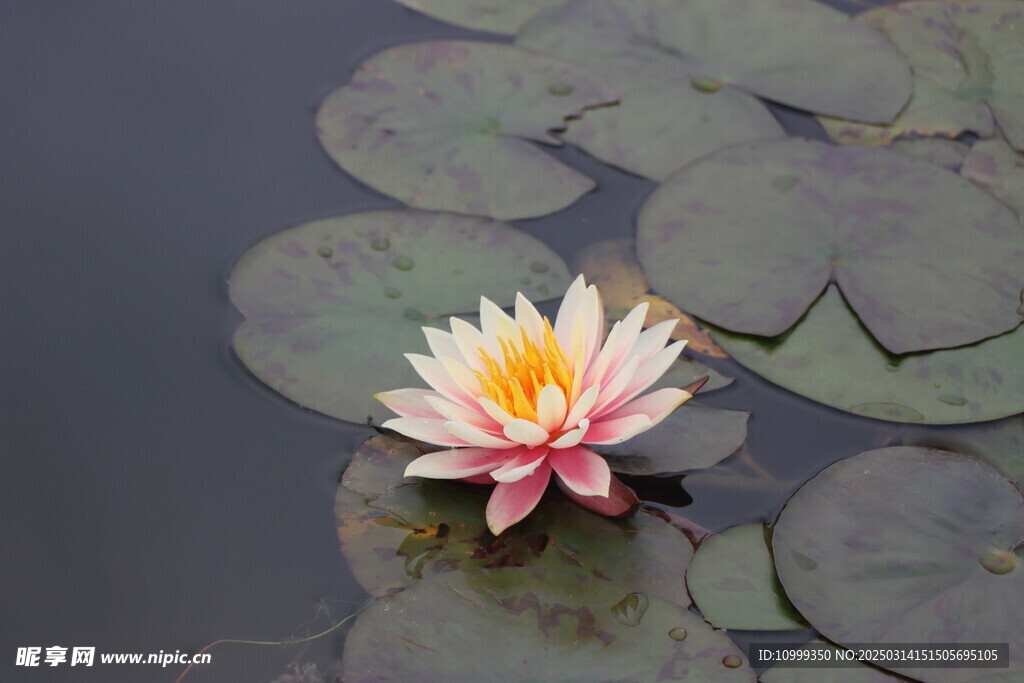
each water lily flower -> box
[375,275,702,535]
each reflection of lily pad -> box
[316,41,617,220]
[686,523,807,631]
[394,0,567,35]
[773,447,1024,682]
[519,0,909,180]
[341,568,756,682]
[638,139,1024,354]
[573,239,726,358]
[713,286,1024,424]
[230,210,570,423]
[961,138,1024,219]
[336,436,696,604]
[820,1,1024,150]
[760,640,902,683]
[906,415,1024,488]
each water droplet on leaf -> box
[383,287,402,299]
[610,592,649,627]
[668,627,688,641]
[316,246,333,258]
[370,237,391,251]
[530,261,550,273]
[392,256,415,271]
[547,82,574,96]
[722,655,742,668]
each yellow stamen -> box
[472,319,575,421]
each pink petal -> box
[598,387,692,427]
[486,459,552,535]
[549,445,610,497]
[590,355,640,416]
[557,472,639,519]
[424,395,502,433]
[490,446,549,483]
[405,353,478,408]
[561,384,600,431]
[535,384,568,433]
[381,417,471,447]
[503,418,551,448]
[595,340,687,417]
[374,388,445,418]
[628,319,677,364]
[459,472,496,485]
[404,447,512,479]
[445,421,518,449]
[547,418,589,448]
[585,302,648,387]
[583,414,653,445]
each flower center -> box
[474,319,574,422]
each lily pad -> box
[713,286,1024,424]
[598,404,749,475]
[393,0,567,35]
[316,40,617,220]
[686,523,807,631]
[230,209,570,423]
[961,138,1024,219]
[760,640,903,683]
[820,1,1024,150]
[518,0,909,180]
[890,137,970,170]
[638,138,1024,354]
[341,568,756,683]
[573,239,727,358]
[773,447,1024,682]
[336,435,696,604]
[906,415,1024,488]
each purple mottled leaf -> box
[638,138,1024,354]
[341,568,756,682]
[230,209,570,423]
[316,41,617,220]
[961,138,1024,220]
[773,447,1024,681]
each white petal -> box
[553,275,587,349]
[479,296,515,339]
[490,447,549,483]
[585,302,648,388]
[535,385,568,433]
[449,316,490,373]
[583,414,654,445]
[404,447,511,479]
[422,327,463,363]
[591,355,640,416]
[548,418,589,448]
[405,354,477,408]
[374,388,445,418]
[424,395,502,433]
[596,340,687,417]
[503,418,551,448]
[445,421,519,449]
[629,319,677,363]
[381,417,470,447]
[515,292,546,346]
[580,284,604,369]
[440,356,486,404]
[561,384,600,431]
[476,396,516,427]
[598,388,692,427]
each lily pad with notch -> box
[820,1,1024,150]
[773,446,1024,682]
[685,523,808,631]
[516,0,910,180]
[316,40,617,220]
[230,209,570,423]
[336,435,696,605]
[712,285,1024,424]
[638,138,1024,354]
[341,567,756,682]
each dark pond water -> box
[1,1,938,681]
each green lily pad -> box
[713,286,1024,424]
[598,404,749,475]
[230,209,570,423]
[638,138,1024,354]
[760,640,903,683]
[686,523,807,631]
[341,568,756,682]
[820,1,1024,150]
[961,138,1024,219]
[906,415,1024,488]
[773,447,1024,681]
[890,137,970,170]
[316,41,617,220]
[518,0,908,180]
[393,0,567,35]
[336,435,696,604]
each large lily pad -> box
[773,447,1024,682]
[961,138,1024,220]
[316,41,617,220]
[685,523,807,631]
[573,239,727,358]
[336,435,696,604]
[230,210,570,423]
[820,1,1024,150]
[598,404,748,475]
[638,138,1024,354]
[906,415,1024,489]
[518,0,909,180]
[713,286,1024,424]
[393,0,567,35]
[341,568,756,682]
